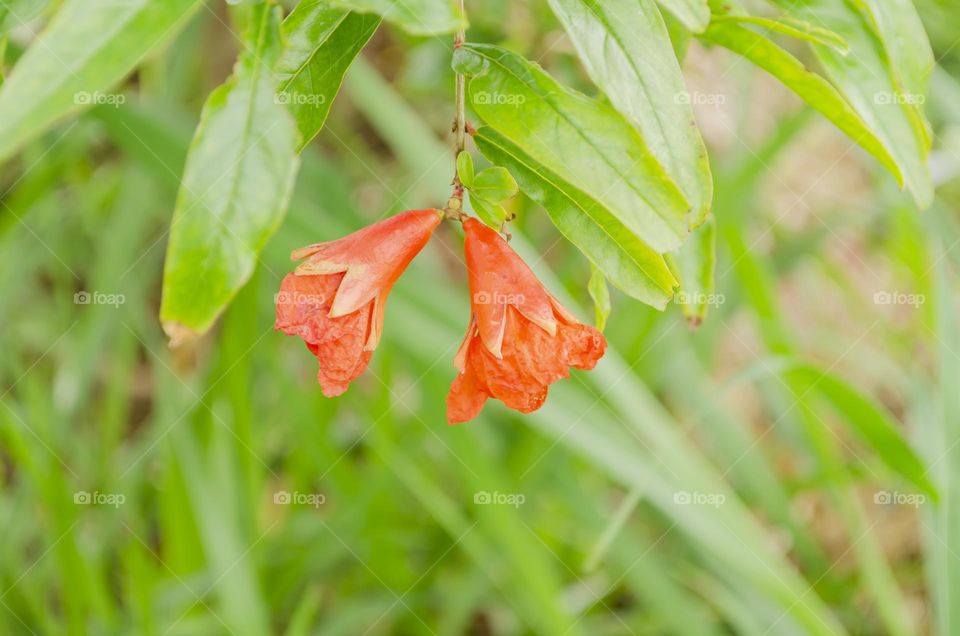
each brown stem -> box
[445,0,467,221]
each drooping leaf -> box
[783,363,938,500]
[468,195,510,229]
[656,0,709,33]
[588,264,611,331]
[468,171,516,227]
[456,151,474,188]
[328,0,464,35]
[666,217,716,326]
[452,46,489,76]
[546,0,712,223]
[859,0,934,152]
[471,166,518,203]
[460,43,691,254]
[701,20,904,193]
[160,4,300,341]
[0,0,51,36]
[711,15,849,53]
[0,0,204,162]
[767,0,933,208]
[278,3,379,151]
[474,126,677,309]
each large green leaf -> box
[656,0,709,33]
[0,0,51,36]
[710,15,849,53]
[160,4,300,341]
[0,0,204,162]
[860,0,934,152]
[474,126,678,309]
[546,0,712,224]
[701,20,904,193]
[768,0,932,208]
[783,362,937,500]
[666,217,716,325]
[458,43,691,254]
[328,0,463,35]
[278,2,380,151]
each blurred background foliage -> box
[2,0,960,634]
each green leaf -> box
[471,166,518,203]
[456,150,474,188]
[468,194,509,229]
[160,4,300,341]
[0,0,51,36]
[666,217,716,326]
[462,43,691,254]
[656,0,709,33]
[767,0,933,208]
[546,0,712,224]
[452,46,489,76]
[588,264,611,331]
[859,0,934,154]
[278,3,380,151]
[474,126,677,309]
[783,363,938,501]
[0,0,204,162]
[700,20,905,195]
[328,0,464,35]
[711,15,850,53]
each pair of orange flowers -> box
[275,209,606,424]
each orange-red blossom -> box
[446,219,606,424]
[275,211,606,422]
[275,209,442,397]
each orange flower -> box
[447,218,606,424]
[275,209,442,396]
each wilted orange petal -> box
[275,272,373,397]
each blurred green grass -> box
[2,2,960,634]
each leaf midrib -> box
[471,45,689,241]
[278,7,349,94]
[478,129,674,292]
